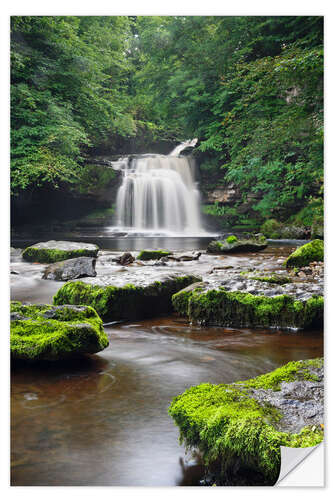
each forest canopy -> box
[11,15,323,224]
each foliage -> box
[11,15,323,223]
[11,16,135,194]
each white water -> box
[111,141,206,235]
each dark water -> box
[10,234,322,486]
[11,317,323,486]
[11,226,307,252]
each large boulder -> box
[172,284,323,330]
[207,235,267,254]
[22,240,99,263]
[42,257,97,281]
[169,358,324,485]
[10,302,109,361]
[285,239,324,269]
[53,274,201,322]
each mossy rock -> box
[261,219,307,239]
[10,301,109,361]
[137,249,173,260]
[53,274,201,322]
[207,237,267,254]
[172,286,323,330]
[169,358,324,485]
[249,273,291,285]
[22,240,99,263]
[285,239,324,269]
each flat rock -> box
[42,257,97,281]
[53,274,201,321]
[207,238,267,254]
[22,240,99,263]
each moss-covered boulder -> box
[207,236,267,254]
[169,358,324,485]
[10,301,109,361]
[22,240,99,263]
[285,239,324,269]
[137,249,173,260]
[53,274,201,321]
[261,219,308,239]
[172,285,323,330]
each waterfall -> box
[112,141,205,234]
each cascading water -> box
[112,140,206,235]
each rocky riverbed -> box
[11,243,323,304]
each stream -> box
[10,235,323,486]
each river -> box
[10,236,323,486]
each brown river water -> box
[10,237,323,486]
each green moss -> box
[238,358,323,391]
[285,239,324,268]
[22,246,99,263]
[207,237,267,254]
[260,219,282,239]
[137,249,172,260]
[53,275,201,321]
[10,301,109,361]
[169,358,323,483]
[226,235,238,244]
[250,274,291,285]
[172,287,323,330]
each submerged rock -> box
[42,257,97,281]
[207,235,267,254]
[22,240,99,263]
[169,358,324,485]
[10,301,109,361]
[285,239,324,269]
[172,284,323,330]
[53,274,201,322]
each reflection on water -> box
[11,316,323,486]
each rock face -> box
[206,185,238,204]
[42,257,97,281]
[172,284,323,330]
[53,274,201,321]
[22,240,99,263]
[285,239,324,268]
[207,236,267,254]
[10,301,109,361]
[169,358,324,486]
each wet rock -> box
[42,257,97,281]
[169,252,202,262]
[112,252,135,266]
[22,240,99,263]
[137,249,173,261]
[207,235,267,254]
[172,283,323,329]
[10,301,109,361]
[169,358,324,485]
[53,274,202,322]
